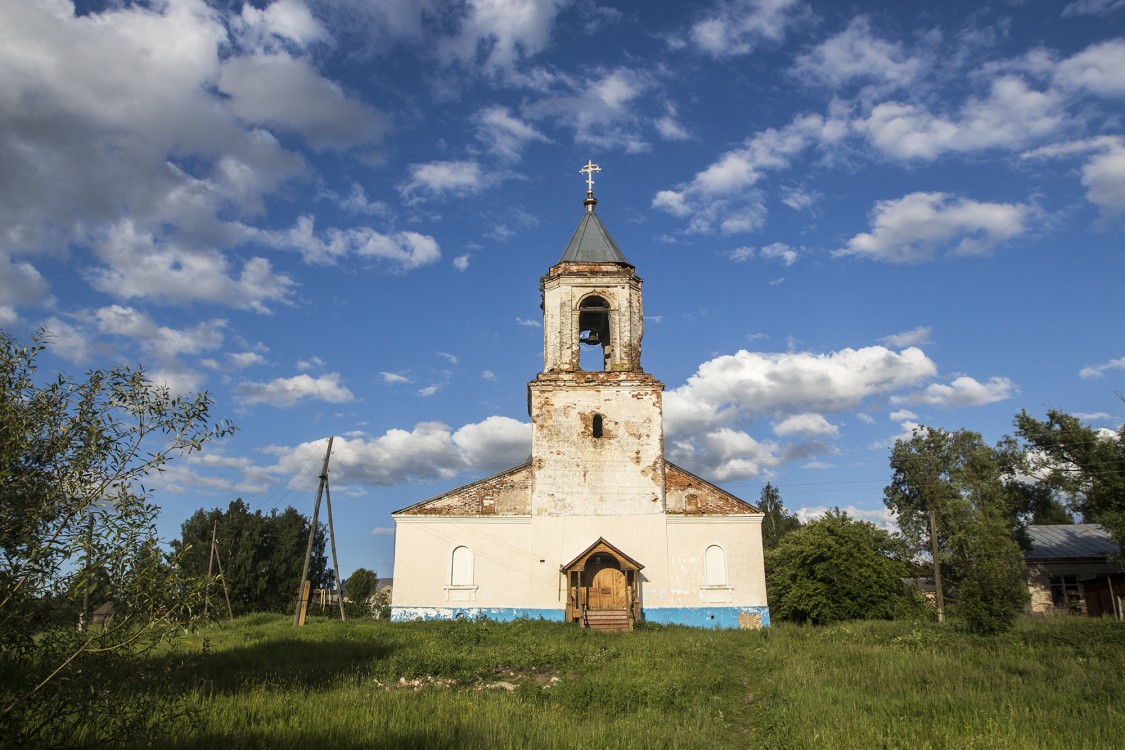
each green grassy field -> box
[94,614,1125,748]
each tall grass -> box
[75,614,1125,749]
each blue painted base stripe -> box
[391,607,566,622]
[391,605,770,629]
[643,606,771,629]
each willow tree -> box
[0,331,234,746]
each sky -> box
[2,0,1123,580]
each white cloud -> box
[228,351,268,369]
[656,114,691,141]
[237,0,328,51]
[516,317,542,327]
[523,66,653,153]
[265,416,532,487]
[39,316,93,364]
[453,254,471,271]
[690,0,806,57]
[791,16,926,92]
[892,376,1016,408]
[780,185,818,211]
[237,372,355,407]
[760,242,798,266]
[796,504,896,530]
[381,372,411,384]
[856,77,1066,161]
[0,1,411,315]
[1062,0,1125,17]
[88,221,295,312]
[880,326,932,348]
[652,113,845,233]
[889,409,917,421]
[400,160,484,200]
[438,352,460,365]
[475,105,550,160]
[94,305,225,364]
[255,215,441,270]
[834,192,1030,263]
[1024,136,1125,218]
[665,345,938,436]
[481,370,497,380]
[1079,356,1125,378]
[1054,39,1125,97]
[729,243,798,265]
[667,427,783,481]
[0,254,52,316]
[371,527,395,536]
[297,356,325,371]
[772,413,839,437]
[438,0,571,71]
[218,53,385,151]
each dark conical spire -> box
[559,162,629,264]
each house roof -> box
[558,197,629,264]
[1025,524,1120,561]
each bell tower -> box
[529,163,666,516]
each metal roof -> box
[1025,524,1120,560]
[559,208,629,264]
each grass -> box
[97,614,1125,748]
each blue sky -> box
[3,0,1123,579]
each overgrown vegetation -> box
[0,330,234,746]
[51,614,1125,749]
[766,509,925,625]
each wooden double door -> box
[587,566,627,610]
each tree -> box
[344,567,379,616]
[948,506,1029,634]
[173,500,328,615]
[0,330,234,746]
[1016,408,1125,555]
[767,509,922,625]
[346,568,379,604]
[884,426,1029,632]
[759,482,801,551]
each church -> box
[390,164,769,630]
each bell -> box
[582,331,601,346]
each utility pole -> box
[294,436,333,626]
[211,523,235,620]
[324,481,346,621]
[929,507,945,622]
[204,520,217,620]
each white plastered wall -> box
[392,513,767,612]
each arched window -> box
[704,545,727,587]
[592,414,604,438]
[451,546,474,587]
[578,295,611,372]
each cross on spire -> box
[580,160,601,192]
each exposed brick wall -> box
[398,463,532,516]
[665,463,758,515]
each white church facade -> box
[391,166,769,629]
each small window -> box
[705,545,727,587]
[592,414,604,438]
[451,546,474,587]
[1049,575,1081,611]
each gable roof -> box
[665,461,760,514]
[561,536,645,571]
[392,461,531,515]
[1025,524,1120,561]
[559,209,630,264]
